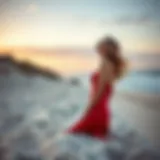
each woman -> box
[68,36,125,140]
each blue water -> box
[116,70,160,93]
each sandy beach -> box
[111,91,160,148]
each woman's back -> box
[91,72,113,106]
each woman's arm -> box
[86,59,113,111]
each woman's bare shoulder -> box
[101,59,115,82]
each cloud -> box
[26,3,39,13]
[66,11,160,28]
[90,14,160,27]
[110,15,158,26]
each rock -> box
[0,56,62,80]
[127,148,160,160]
[14,153,42,160]
[69,78,80,86]
[0,137,11,160]
[104,140,125,160]
[54,152,80,160]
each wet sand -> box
[111,91,160,148]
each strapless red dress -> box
[68,72,112,139]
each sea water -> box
[76,70,160,94]
[116,70,160,94]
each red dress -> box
[68,72,112,139]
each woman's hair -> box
[96,36,126,79]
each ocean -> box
[116,70,160,94]
[74,69,160,94]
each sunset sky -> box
[0,0,160,53]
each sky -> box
[0,0,160,53]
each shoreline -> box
[111,90,160,148]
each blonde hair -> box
[96,36,127,79]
